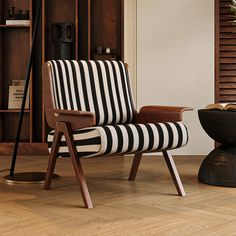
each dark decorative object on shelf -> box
[6,7,29,20]
[94,46,117,60]
[52,22,74,59]
[105,47,111,54]
[95,45,103,54]
[198,109,236,187]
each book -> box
[5,20,30,26]
[205,103,236,111]
[8,80,29,109]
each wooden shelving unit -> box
[0,0,124,155]
[0,0,36,154]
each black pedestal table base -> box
[198,146,236,187]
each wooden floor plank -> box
[1,155,236,235]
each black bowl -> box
[198,109,236,146]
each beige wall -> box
[126,0,214,155]
[124,0,137,102]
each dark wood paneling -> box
[78,0,90,59]
[216,0,236,103]
[220,83,236,88]
[2,113,29,141]
[0,142,48,155]
[220,39,236,44]
[0,30,2,140]
[215,0,220,102]
[220,63,236,69]
[220,76,236,82]
[91,0,123,60]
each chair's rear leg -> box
[44,130,62,190]
[62,122,93,209]
[129,153,143,181]
[162,151,186,196]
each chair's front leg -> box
[44,130,62,190]
[162,151,186,196]
[129,153,143,181]
[61,122,93,209]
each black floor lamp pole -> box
[9,0,42,177]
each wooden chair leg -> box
[162,151,186,196]
[129,153,143,181]
[44,130,62,190]
[62,122,93,209]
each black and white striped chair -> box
[43,60,192,208]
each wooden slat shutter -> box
[216,0,236,102]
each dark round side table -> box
[198,109,236,187]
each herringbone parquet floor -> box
[1,154,236,236]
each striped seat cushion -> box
[47,122,188,158]
[48,60,135,125]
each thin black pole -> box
[10,0,42,176]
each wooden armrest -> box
[46,109,96,130]
[134,105,193,123]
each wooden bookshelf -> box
[0,0,33,153]
[0,0,124,154]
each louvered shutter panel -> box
[216,0,236,102]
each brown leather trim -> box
[134,105,193,123]
[47,109,96,130]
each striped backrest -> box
[48,60,135,125]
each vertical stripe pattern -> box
[48,60,134,125]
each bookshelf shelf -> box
[0,109,30,113]
[0,24,30,28]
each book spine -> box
[5,20,30,26]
